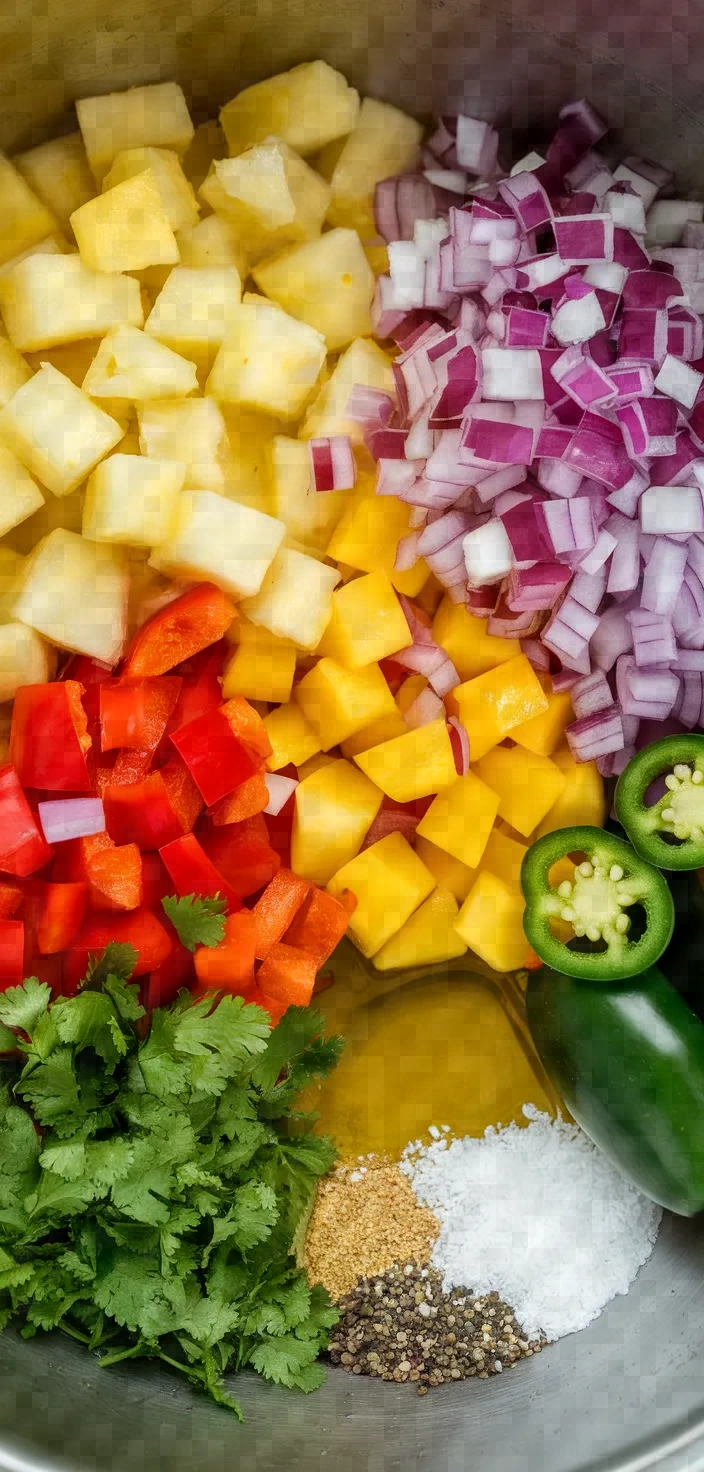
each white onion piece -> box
[39,798,105,845]
[264,774,298,817]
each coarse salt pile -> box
[401,1105,661,1341]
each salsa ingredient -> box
[303,1159,438,1302]
[402,1107,661,1341]
[614,734,704,869]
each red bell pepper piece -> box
[0,881,24,918]
[0,765,53,877]
[220,697,273,763]
[141,851,173,909]
[250,868,312,960]
[64,908,174,994]
[170,706,260,806]
[124,583,237,677]
[167,643,226,732]
[11,682,92,792]
[146,938,194,1010]
[193,911,256,993]
[209,767,269,825]
[283,887,357,968]
[262,765,298,867]
[99,677,182,752]
[256,942,317,1008]
[36,882,88,954]
[159,832,242,912]
[199,816,280,899]
[0,919,25,988]
[111,748,154,785]
[246,987,289,1026]
[86,841,142,912]
[103,759,203,851]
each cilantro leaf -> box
[83,943,138,987]
[251,1007,344,1098]
[0,979,51,1037]
[162,894,227,952]
[52,992,127,1068]
[0,1021,16,1053]
[250,1332,327,1392]
[104,975,145,1022]
[208,1182,279,1257]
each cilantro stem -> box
[158,1350,205,1382]
[99,1340,150,1368]
[59,1321,91,1346]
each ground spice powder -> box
[304,1158,439,1301]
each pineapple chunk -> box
[300,336,394,443]
[12,527,128,663]
[83,454,185,546]
[144,265,242,367]
[25,339,99,387]
[292,756,383,884]
[0,338,32,406]
[0,253,143,351]
[222,619,296,704]
[175,214,248,277]
[318,570,411,668]
[13,133,95,237]
[82,324,198,402]
[76,82,195,185]
[0,547,25,621]
[200,139,330,261]
[0,364,124,497]
[0,446,44,535]
[240,545,340,649]
[103,147,199,232]
[324,98,422,235]
[220,409,280,512]
[0,154,59,266]
[71,169,180,273]
[372,887,467,970]
[137,397,227,493]
[295,657,397,749]
[206,299,325,421]
[4,486,85,556]
[220,62,359,159]
[181,120,227,195]
[327,831,434,958]
[0,234,69,282]
[150,489,285,598]
[253,228,374,351]
[0,622,54,701]
[269,435,347,555]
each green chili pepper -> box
[526,964,704,1215]
[615,734,704,870]
[520,825,674,981]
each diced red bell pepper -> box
[86,841,142,912]
[199,816,281,899]
[220,697,273,763]
[0,881,24,919]
[103,759,203,851]
[50,831,110,882]
[141,851,173,909]
[244,985,289,1026]
[100,677,182,752]
[0,919,25,988]
[111,748,154,785]
[0,765,53,877]
[209,767,269,825]
[250,868,312,960]
[146,938,194,1010]
[159,832,242,912]
[193,911,256,993]
[283,887,357,968]
[10,682,92,792]
[64,908,174,994]
[36,882,88,954]
[124,583,237,677]
[170,706,260,806]
[167,643,226,731]
[256,942,317,1007]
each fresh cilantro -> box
[83,943,138,988]
[0,979,51,1037]
[161,894,228,952]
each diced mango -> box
[372,887,467,971]
[416,771,499,868]
[269,435,347,556]
[292,756,383,884]
[450,654,548,761]
[327,831,434,958]
[341,709,408,759]
[222,620,296,704]
[454,870,528,974]
[535,744,606,839]
[512,679,573,757]
[432,596,515,681]
[300,336,394,445]
[474,746,566,838]
[318,571,410,669]
[240,546,340,650]
[480,827,528,892]
[414,835,475,904]
[395,674,427,716]
[296,752,336,781]
[326,493,428,597]
[354,720,456,803]
[294,657,396,750]
[263,701,321,771]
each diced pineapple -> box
[200,139,330,262]
[239,545,340,649]
[0,154,59,266]
[253,228,374,352]
[0,445,45,535]
[292,756,382,884]
[181,120,227,195]
[137,396,227,493]
[3,486,85,556]
[0,337,32,406]
[82,324,198,403]
[219,62,359,159]
[222,619,296,704]
[263,700,321,771]
[13,133,95,237]
[12,527,128,663]
[175,214,248,277]
[372,887,467,971]
[327,831,434,958]
[0,234,69,283]
[219,408,280,511]
[326,491,429,597]
[206,299,325,421]
[144,266,242,365]
[76,82,195,185]
[71,169,179,273]
[25,339,99,387]
[300,336,394,444]
[295,657,397,749]
[268,435,347,555]
[324,98,422,235]
[150,489,285,597]
[318,570,410,668]
[102,147,199,233]
[0,622,53,701]
[0,547,25,622]
[413,835,475,905]
[0,364,124,497]
[0,253,143,351]
[83,454,185,546]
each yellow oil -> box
[304,945,556,1159]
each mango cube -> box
[454,870,528,973]
[372,886,467,971]
[219,61,359,158]
[535,745,606,839]
[327,831,434,958]
[396,674,428,717]
[103,147,199,232]
[512,681,574,757]
[240,546,340,649]
[137,397,227,493]
[414,835,475,904]
[323,98,422,235]
[0,446,44,535]
[12,528,127,664]
[416,771,499,867]
[318,571,410,669]
[480,827,528,891]
[432,597,516,681]
[82,325,198,403]
[200,139,330,261]
[294,657,397,749]
[145,266,242,364]
[222,620,296,704]
[0,621,53,702]
[292,756,383,884]
[83,454,185,546]
[150,489,285,598]
[269,435,347,556]
[326,492,428,597]
[474,746,566,838]
[71,169,179,273]
[300,336,394,445]
[263,701,321,771]
[0,364,124,497]
[0,339,32,407]
[450,654,548,761]
[0,253,143,352]
[355,720,456,802]
[340,709,408,759]
[253,228,375,351]
[76,82,195,185]
[0,154,58,266]
[175,214,248,277]
[206,299,325,421]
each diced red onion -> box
[653,353,703,409]
[566,706,624,760]
[447,715,470,774]
[38,798,105,844]
[571,669,614,718]
[627,608,677,667]
[404,686,446,728]
[506,562,571,611]
[374,174,438,243]
[264,774,298,816]
[641,537,689,616]
[640,484,704,535]
[309,435,356,492]
[362,807,420,851]
[456,117,499,176]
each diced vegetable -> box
[416,772,499,867]
[199,815,280,899]
[193,910,257,993]
[283,885,356,966]
[36,882,87,954]
[250,867,312,959]
[327,831,434,957]
[372,886,467,970]
[159,832,242,911]
[0,918,25,987]
[99,677,182,752]
[124,583,236,677]
[103,759,202,851]
[255,941,318,1007]
[11,681,91,791]
[64,907,174,992]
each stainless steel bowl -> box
[2,2,704,1464]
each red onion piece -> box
[309,436,356,492]
[38,798,105,844]
[571,670,614,718]
[447,715,470,774]
[404,686,445,728]
[264,774,298,816]
[566,706,625,760]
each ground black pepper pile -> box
[327,1262,546,1393]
